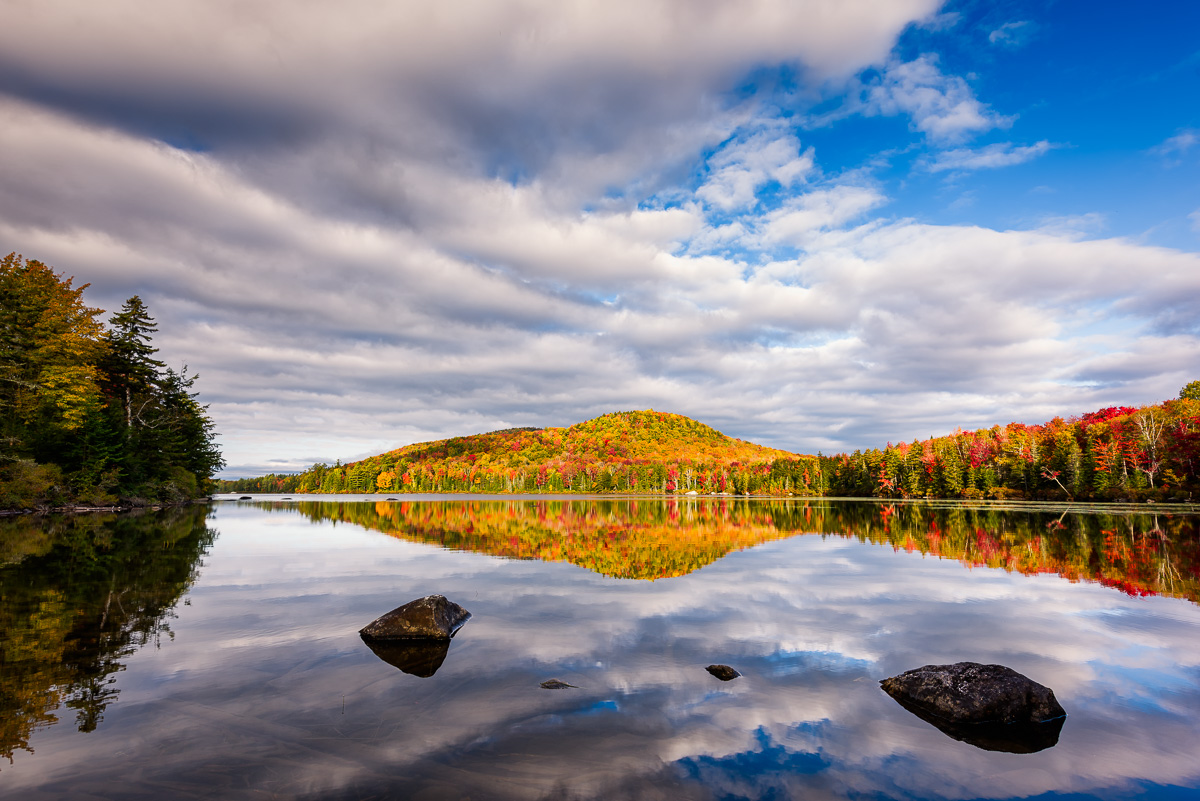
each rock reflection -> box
[360,636,451,677]
[885,692,1066,753]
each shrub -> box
[0,460,66,510]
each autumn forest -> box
[222,395,1200,503]
[0,254,224,510]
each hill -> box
[225,410,818,496]
[220,392,1200,502]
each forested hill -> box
[224,410,807,495]
[224,390,1200,502]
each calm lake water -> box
[2,495,1199,800]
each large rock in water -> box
[359,595,471,641]
[881,662,1066,753]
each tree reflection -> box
[270,498,1200,601]
[0,506,214,763]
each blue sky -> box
[0,0,1197,476]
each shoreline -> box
[0,497,212,517]
[213,492,1200,515]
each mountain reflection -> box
[0,506,214,763]
[270,498,1200,602]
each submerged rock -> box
[706,664,741,681]
[540,679,577,689]
[359,595,471,641]
[361,637,450,678]
[881,662,1066,753]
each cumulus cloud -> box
[0,1,1196,475]
[696,129,816,211]
[923,140,1055,172]
[862,55,1012,143]
[759,186,888,245]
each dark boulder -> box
[359,595,471,641]
[706,664,740,681]
[881,662,1066,753]
[361,637,450,678]
[540,679,577,689]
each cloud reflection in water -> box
[1,500,1197,801]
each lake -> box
[2,495,1198,800]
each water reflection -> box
[360,636,452,677]
[0,506,213,762]
[1,499,1197,801]
[266,497,1200,603]
[883,690,1066,754]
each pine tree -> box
[102,296,165,430]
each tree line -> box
[1,254,224,509]
[222,395,1200,503]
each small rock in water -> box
[360,595,471,641]
[540,679,578,689]
[706,664,740,681]
[239,496,252,500]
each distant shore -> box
[212,492,1200,515]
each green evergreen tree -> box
[102,296,165,430]
[0,257,223,508]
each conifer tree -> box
[0,256,223,507]
[102,296,165,429]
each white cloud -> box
[5,91,1199,474]
[1036,212,1108,238]
[917,11,961,31]
[863,55,1012,144]
[923,140,1055,172]
[1152,129,1199,164]
[1190,208,1200,232]
[988,20,1034,46]
[696,130,816,211]
[760,186,888,245]
[0,1,1196,475]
